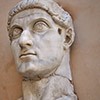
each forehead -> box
[11,8,54,27]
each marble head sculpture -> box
[7,0,77,100]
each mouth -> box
[19,53,37,58]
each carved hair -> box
[7,0,74,43]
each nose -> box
[19,30,33,50]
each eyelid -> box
[33,20,50,27]
[10,25,22,31]
[31,18,51,28]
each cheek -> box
[11,40,20,59]
[41,30,62,45]
[38,30,63,57]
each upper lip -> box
[19,53,37,58]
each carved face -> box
[10,9,66,80]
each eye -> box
[33,21,49,33]
[11,27,23,40]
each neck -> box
[55,49,72,80]
[22,78,49,100]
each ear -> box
[63,27,75,49]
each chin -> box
[17,60,59,80]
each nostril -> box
[19,42,32,50]
[26,43,32,46]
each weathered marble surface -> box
[7,0,77,100]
